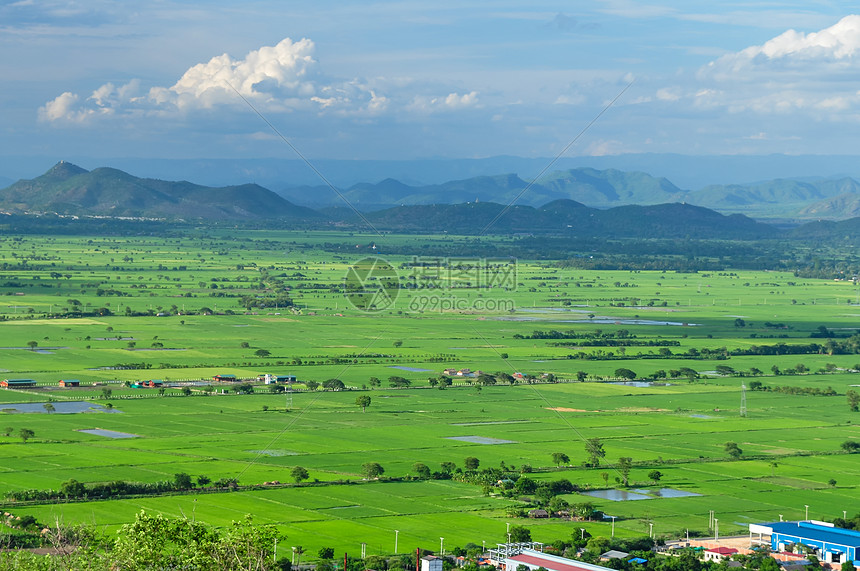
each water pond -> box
[581,487,701,501]
[446,436,517,445]
[1,402,119,414]
[78,429,138,439]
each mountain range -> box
[280,168,860,220]
[0,162,857,240]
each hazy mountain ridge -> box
[0,162,855,242]
[279,167,860,219]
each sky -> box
[3,0,860,163]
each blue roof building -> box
[749,521,860,564]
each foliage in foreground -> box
[0,510,285,571]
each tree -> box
[514,477,537,495]
[509,525,531,542]
[318,547,335,560]
[27,340,38,351]
[829,478,837,487]
[60,478,86,498]
[724,441,743,459]
[101,387,113,400]
[393,340,403,348]
[293,546,304,567]
[440,461,457,474]
[305,380,319,391]
[254,349,271,358]
[43,403,55,413]
[571,501,596,520]
[548,496,569,514]
[586,536,611,555]
[361,462,385,479]
[291,466,309,483]
[614,368,637,381]
[388,376,410,388]
[18,428,34,443]
[618,457,632,486]
[233,383,254,394]
[648,470,663,484]
[841,440,860,453]
[4,426,13,437]
[181,387,192,396]
[585,438,606,466]
[197,475,211,487]
[322,378,345,391]
[734,318,746,328]
[769,461,778,477]
[412,462,431,479]
[551,452,570,467]
[464,456,480,470]
[576,371,588,382]
[174,472,193,490]
[848,389,860,412]
[355,395,372,412]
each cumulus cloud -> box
[701,14,860,81]
[39,37,471,124]
[682,15,860,119]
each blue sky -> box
[2,1,859,162]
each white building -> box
[422,555,444,571]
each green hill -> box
[0,162,319,220]
[357,199,777,238]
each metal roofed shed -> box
[1,379,36,388]
[749,521,860,564]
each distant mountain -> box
[535,168,684,207]
[797,190,860,219]
[280,168,687,209]
[682,177,860,218]
[12,153,860,191]
[0,162,319,220]
[354,199,777,239]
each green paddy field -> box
[0,230,857,558]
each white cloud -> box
[686,15,860,121]
[39,37,471,124]
[701,15,860,81]
[407,91,479,113]
[554,94,586,105]
[655,87,680,102]
[38,91,92,123]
